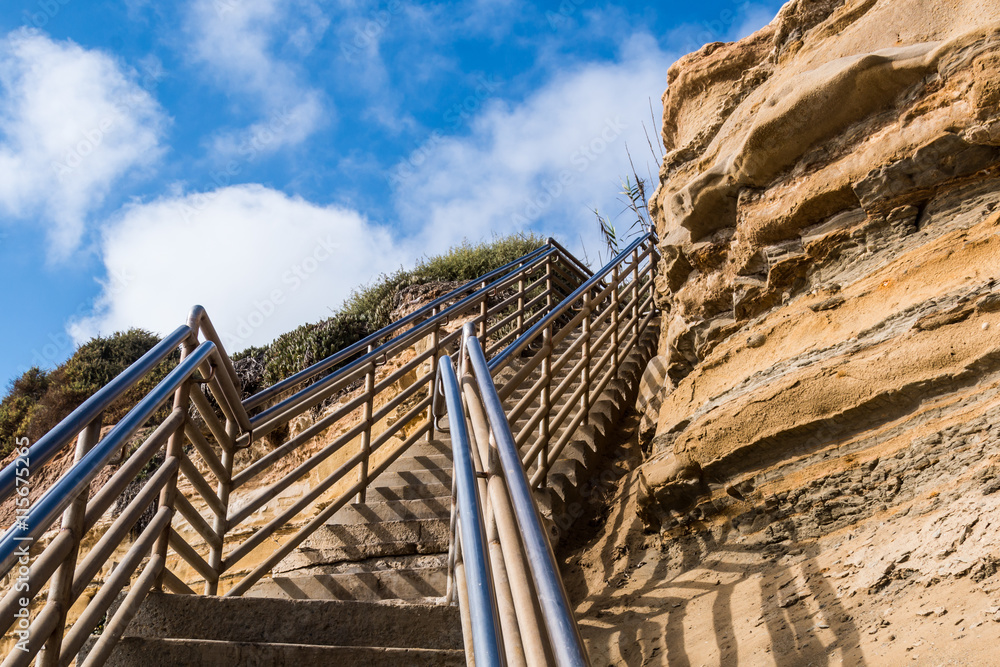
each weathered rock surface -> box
[641,0,1000,525]
[600,3,1000,661]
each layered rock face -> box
[640,0,1000,531]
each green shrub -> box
[0,330,176,458]
[0,234,546,453]
[235,232,546,395]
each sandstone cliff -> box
[643,0,1000,525]
[568,1,1000,663]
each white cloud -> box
[70,185,407,350]
[0,29,167,259]
[185,0,330,157]
[391,33,675,263]
[731,2,782,40]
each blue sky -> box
[0,0,782,388]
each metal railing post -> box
[539,323,552,485]
[517,277,525,336]
[207,440,234,596]
[612,264,621,369]
[357,345,376,504]
[36,415,103,667]
[153,339,195,592]
[632,247,640,342]
[581,289,592,426]
[545,257,553,311]
[428,307,440,443]
[480,281,489,340]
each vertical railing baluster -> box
[612,264,621,369]
[479,281,489,340]
[582,289,592,426]
[516,277,525,337]
[357,346,376,504]
[207,441,233,596]
[632,247,641,342]
[545,257,553,311]
[153,337,195,592]
[428,307,440,443]
[36,415,103,667]
[538,323,552,486]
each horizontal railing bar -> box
[496,343,548,403]
[508,372,547,426]
[167,528,216,585]
[544,377,588,445]
[245,245,557,413]
[227,416,433,596]
[228,418,367,527]
[490,235,653,372]
[82,552,164,667]
[248,248,566,429]
[368,395,431,453]
[0,325,191,504]
[82,410,183,532]
[9,591,61,665]
[223,447,366,572]
[161,567,196,595]
[174,491,223,551]
[189,386,235,452]
[548,353,588,411]
[74,457,178,599]
[226,476,363,596]
[183,421,226,483]
[177,454,226,518]
[484,327,521,360]
[231,394,364,490]
[372,347,435,395]
[0,341,215,576]
[250,361,374,439]
[188,306,250,427]
[370,373,432,425]
[368,420,432,479]
[60,506,171,663]
[0,531,72,637]
[484,306,548,359]
[484,274,545,318]
[547,237,593,280]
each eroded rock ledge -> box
[639,0,1000,532]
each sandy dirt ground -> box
[562,415,1000,667]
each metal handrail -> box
[243,243,555,411]
[246,243,568,428]
[0,235,646,666]
[546,237,593,281]
[0,324,191,501]
[490,233,653,373]
[0,340,214,575]
[438,355,504,667]
[461,328,589,667]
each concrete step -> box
[376,468,453,487]
[276,518,450,571]
[247,564,448,602]
[109,593,462,649]
[400,440,453,459]
[331,498,452,524]
[101,638,465,667]
[367,482,451,502]
[384,453,452,474]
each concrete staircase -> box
[93,318,658,665]
[251,438,456,604]
[96,593,464,666]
